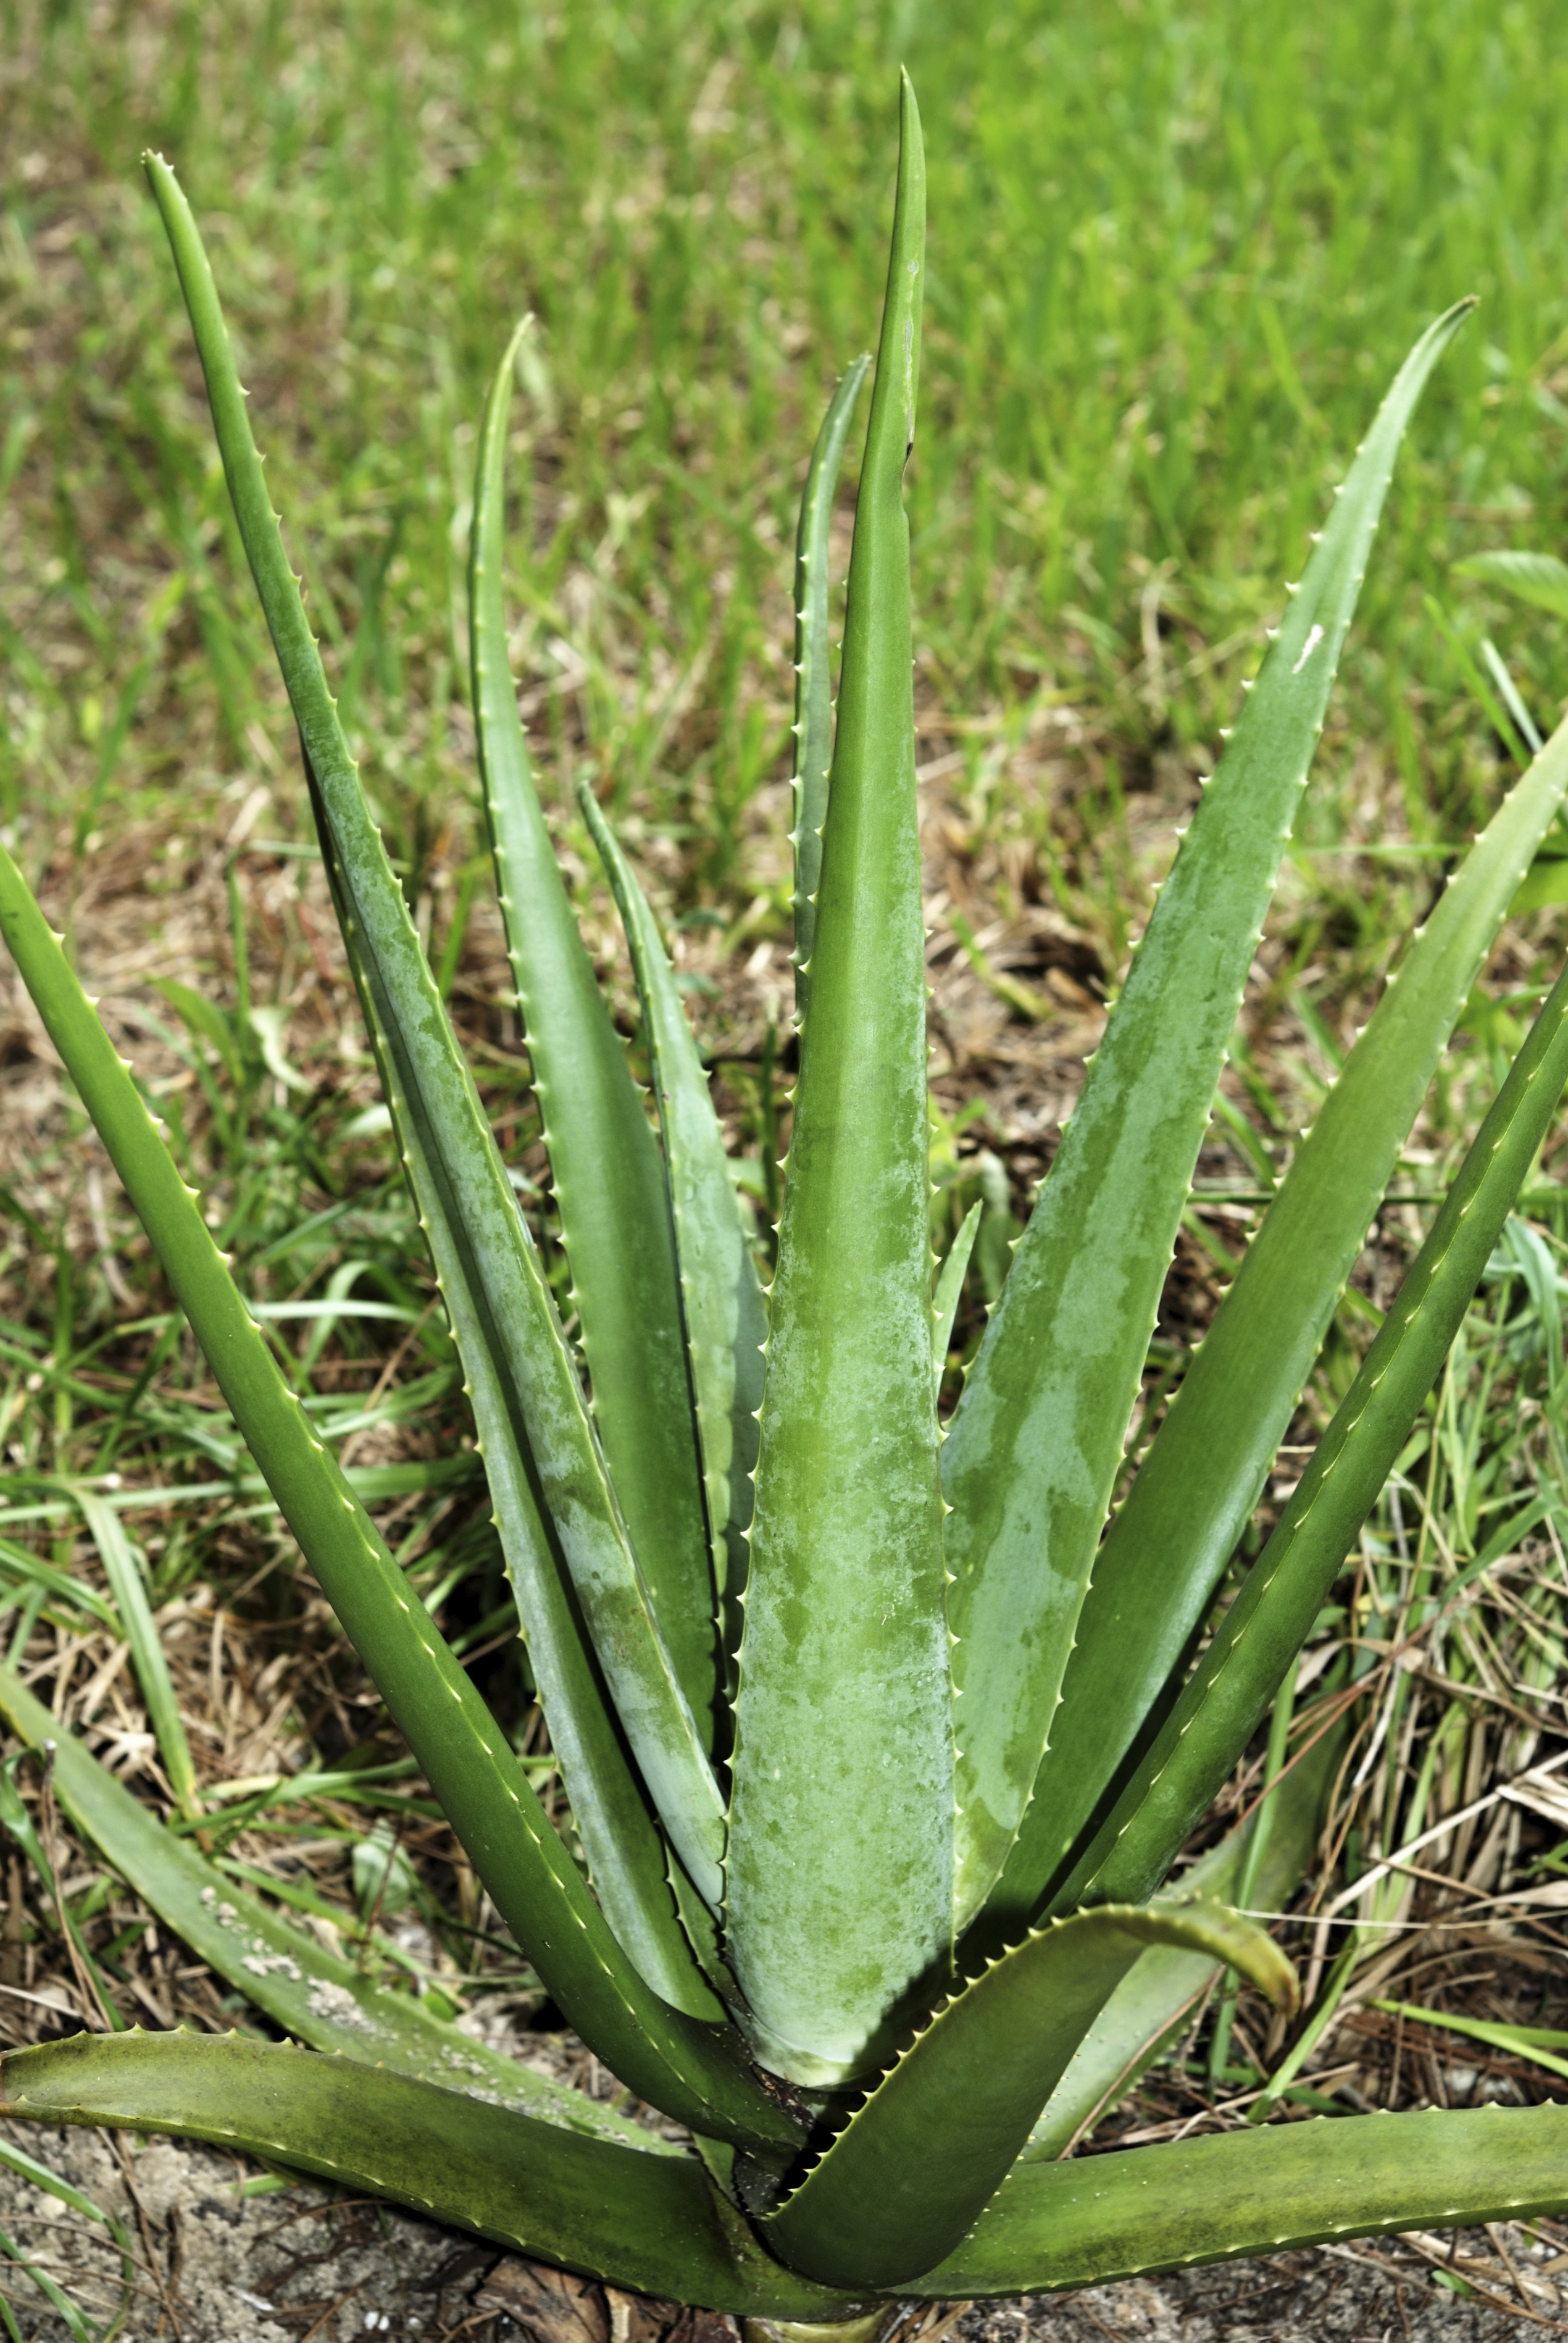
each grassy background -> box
[9,0,1568,920]
[8,0,1568,2285]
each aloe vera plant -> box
[7,75,1568,2320]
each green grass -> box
[8,0,1568,940]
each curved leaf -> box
[582,788,767,1647]
[941,301,1475,1935]
[1061,943,1568,1915]
[791,355,870,1034]
[922,2102,1568,2296]
[473,324,718,1745]
[0,2034,853,2319]
[144,154,728,1923]
[992,709,1568,1932]
[1022,1717,1342,2161]
[0,1661,667,2151]
[763,1898,1293,2287]
[727,73,953,2089]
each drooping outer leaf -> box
[0,760,788,2155]
[941,300,1475,1933]
[925,2103,1568,2296]
[311,764,720,2021]
[1022,1715,1343,2162]
[582,788,767,1632]
[0,1661,665,2152]
[764,1900,1293,2289]
[791,354,870,1034]
[993,707,1568,1932]
[0,2034,854,2319]
[1060,944,1568,1915]
[472,324,719,1745]
[143,154,730,1924]
[727,73,953,2089]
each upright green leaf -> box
[791,355,870,1035]
[0,2034,851,2318]
[764,1900,1293,2289]
[0,812,789,2155]
[311,811,720,2021]
[0,1661,668,2150]
[1059,946,1568,1915]
[472,325,718,1743]
[942,301,1474,1931]
[582,789,767,1630]
[990,711,1568,1932]
[924,2102,1568,2296]
[727,76,953,2087]
[144,155,728,1921]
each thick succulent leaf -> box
[307,819,720,2021]
[922,2103,1568,2296]
[473,325,717,1743]
[0,1662,666,2150]
[727,75,954,2088]
[1455,547,1568,621]
[791,354,870,1034]
[942,301,1474,1934]
[1022,1718,1342,2161]
[144,156,728,1921]
[0,2034,853,2320]
[0,808,787,2155]
[764,1900,1293,2289]
[1059,946,1568,1915]
[992,710,1568,1932]
[582,789,767,1631]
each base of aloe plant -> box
[740,2315,890,2343]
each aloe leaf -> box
[762,1898,1291,2289]
[921,2102,1568,2296]
[0,2034,854,2318]
[144,156,728,1923]
[992,709,1568,1932]
[0,825,792,2153]
[932,1200,982,1380]
[582,788,768,1635]
[791,354,871,1034]
[473,324,717,1743]
[727,74,953,2089]
[312,780,721,2023]
[1454,547,1568,620]
[1021,1718,1341,2161]
[941,300,1475,1932]
[70,1481,201,1822]
[0,1660,667,2150]
[1061,946,1568,1915]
